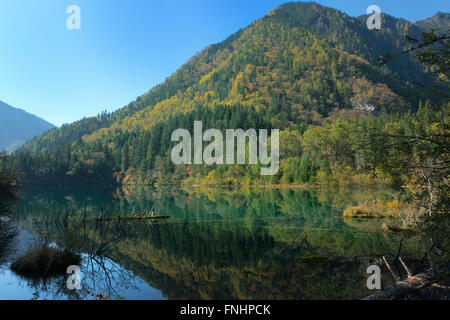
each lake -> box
[0,185,425,300]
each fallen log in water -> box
[81,206,169,222]
[92,215,170,222]
[363,249,449,300]
[363,270,433,300]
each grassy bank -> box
[343,200,423,218]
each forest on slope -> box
[0,2,447,301]
[8,2,447,190]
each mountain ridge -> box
[18,2,439,156]
[415,12,450,33]
[11,2,448,185]
[0,100,55,153]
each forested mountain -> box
[0,101,54,153]
[12,2,448,186]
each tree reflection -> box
[12,186,426,299]
[0,217,17,267]
[26,216,139,299]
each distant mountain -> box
[0,101,55,153]
[415,12,450,33]
[13,2,446,184]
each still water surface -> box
[0,185,424,300]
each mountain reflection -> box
[7,186,424,300]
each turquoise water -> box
[0,186,423,300]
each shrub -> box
[10,245,81,279]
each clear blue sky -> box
[0,0,448,126]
